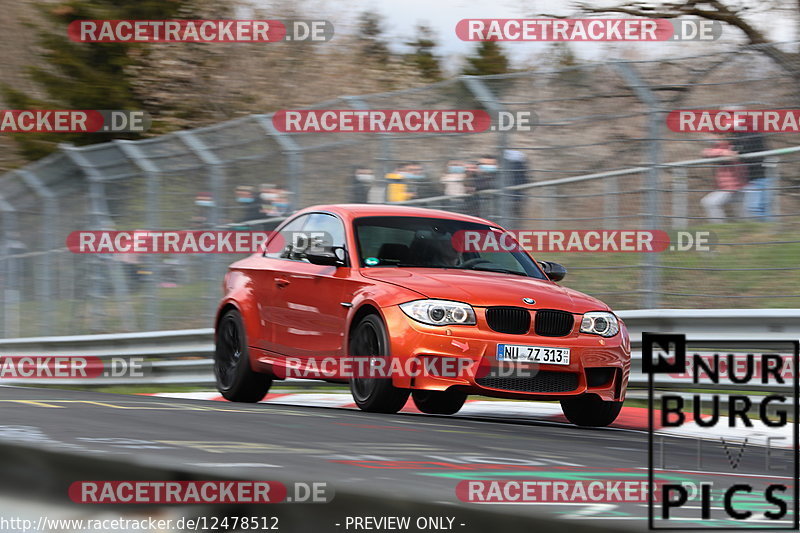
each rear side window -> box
[264,214,309,259]
[303,213,347,250]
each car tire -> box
[560,394,623,427]
[412,390,467,415]
[215,309,272,402]
[348,314,410,414]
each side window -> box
[303,213,347,252]
[264,214,309,259]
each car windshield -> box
[354,216,546,279]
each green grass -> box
[541,221,800,309]
[15,280,219,336]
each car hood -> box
[361,268,609,313]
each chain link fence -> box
[3,42,800,336]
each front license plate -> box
[496,344,571,365]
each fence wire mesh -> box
[2,43,800,335]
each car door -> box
[252,213,310,354]
[269,212,355,361]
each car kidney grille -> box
[534,310,574,337]
[476,371,578,393]
[485,307,531,334]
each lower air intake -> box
[476,371,578,393]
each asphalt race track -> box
[0,386,795,532]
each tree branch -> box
[572,1,769,44]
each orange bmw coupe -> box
[214,204,630,426]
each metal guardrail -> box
[0,328,215,386]
[0,309,797,388]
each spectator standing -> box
[441,160,467,197]
[405,161,435,198]
[193,192,215,228]
[259,184,277,216]
[701,137,745,223]
[469,155,498,217]
[260,184,291,216]
[351,166,372,203]
[271,188,291,216]
[463,162,481,217]
[235,185,261,222]
[729,119,769,219]
[503,149,529,222]
[386,163,411,203]
[351,166,385,203]
[476,155,498,190]
[367,174,386,203]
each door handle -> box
[274,277,290,288]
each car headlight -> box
[399,299,477,326]
[580,311,619,337]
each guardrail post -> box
[0,194,19,337]
[16,169,59,332]
[615,63,663,308]
[86,173,113,332]
[255,115,303,213]
[61,144,135,332]
[114,141,163,331]
[177,131,228,319]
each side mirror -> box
[306,246,346,267]
[539,261,567,282]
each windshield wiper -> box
[381,263,527,276]
[393,263,457,269]
[462,266,528,277]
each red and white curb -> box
[146,391,792,448]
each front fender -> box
[344,278,425,350]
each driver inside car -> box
[409,233,461,267]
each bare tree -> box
[550,1,800,78]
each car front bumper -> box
[382,305,630,402]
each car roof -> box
[295,204,497,226]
